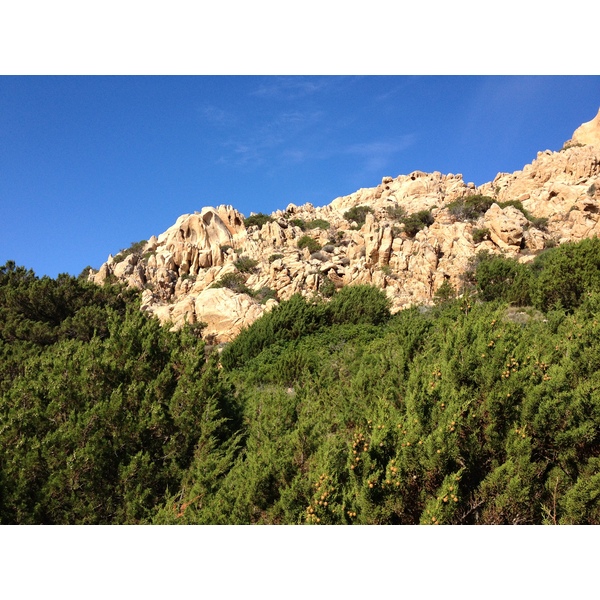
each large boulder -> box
[484,204,529,248]
[193,287,267,343]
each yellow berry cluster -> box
[514,427,527,439]
[532,360,551,381]
[441,486,459,503]
[381,459,401,489]
[305,506,320,523]
[502,356,519,379]
[306,473,336,523]
[424,510,440,525]
[397,424,415,447]
[350,431,369,470]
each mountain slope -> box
[88,109,600,342]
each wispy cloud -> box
[215,109,326,168]
[345,139,414,157]
[342,136,416,180]
[371,77,419,103]
[198,103,233,126]
[250,76,335,100]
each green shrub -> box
[268,253,284,263]
[401,210,434,238]
[447,195,494,221]
[211,272,252,295]
[7,254,600,524]
[254,286,278,304]
[385,205,407,221]
[220,294,328,369]
[530,216,549,231]
[289,218,307,230]
[474,252,532,305]
[307,219,330,230]
[319,275,336,298]
[220,284,391,371]
[78,266,93,280]
[234,256,259,273]
[114,240,147,263]
[297,235,322,253]
[434,280,456,304]
[244,213,273,229]
[472,228,490,244]
[343,205,374,226]
[561,141,584,151]
[327,284,391,326]
[531,237,600,312]
[497,199,526,213]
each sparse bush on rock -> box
[297,235,322,253]
[244,213,274,229]
[343,205,374,226]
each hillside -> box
[2,109,600,525]
[88,109,600,343]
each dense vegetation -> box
[1,239,600,524]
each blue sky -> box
[1,75,599,278]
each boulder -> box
[484,204,529,248]
[193,287,267,343]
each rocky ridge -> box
[89,109,600,343]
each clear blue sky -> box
[1,75,599,278]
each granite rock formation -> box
[89,109,600,343]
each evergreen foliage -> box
[2,238,600,524]
[307,219,330,230]
[114,240,147,263]
[211,272,252,295]
[297,236,322,253]
[385,205,407,221]
[243,213,273,229]
[472,228,490,244]
[401,210,434,238]
[446,195,494,221]
[234,256,259,273]
[343,205,374,226]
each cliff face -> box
[89,110,600,343]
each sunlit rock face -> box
[569,108,600,147]
[91,110,600,343]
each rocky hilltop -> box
[89,109,600,343]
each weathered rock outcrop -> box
[484,204,529,249]
[90,109,600,343]
[568,108,600,147]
